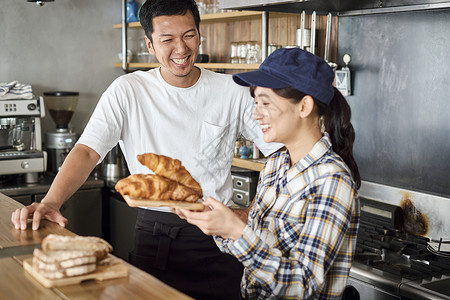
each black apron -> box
[129,208,244,300]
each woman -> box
[174,48,361,300]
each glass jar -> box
[238,42,248,64]
[230,42,239,64]
[246,41,261,64]
[136,40,150,63]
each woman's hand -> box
[172,197,246,241]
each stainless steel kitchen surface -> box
[347,182,450,299]
[338,9,450,197]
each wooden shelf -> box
[232,158,265,172]
[113,11,263,28]
[200,11,262,22]
[114,62,260,70]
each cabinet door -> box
[12,195,33,206]
[58,189,103,237]
[108,194,138,262]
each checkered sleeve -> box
[213,235,233,254]
[228,173,356,299]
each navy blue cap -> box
[233,48,335,105]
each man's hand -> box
[10,144,100,231]
[11,201,68,231]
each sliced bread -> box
[42,234,113,261]
[33,261,96,280]
[33,248,97,271]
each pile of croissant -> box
[115,153,202,202]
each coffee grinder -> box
[44,91,79,173]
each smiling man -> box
[142,8,201,87]
[11,0,281,299]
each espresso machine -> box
[43,92,79,173]
[0,97,47,183]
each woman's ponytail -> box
[322,87,361,189]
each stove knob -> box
[21,161,30,169]
[27,103,37,111]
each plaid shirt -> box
[216,133,360,299]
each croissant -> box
[115,174,199,202]
[137,153,203,197]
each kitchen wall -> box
[338,9,450,197]
[0,0,124,137]
[2,1,449,199]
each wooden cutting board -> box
[123,195,205,210]
[23,255,129,288]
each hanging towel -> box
[0,81,33,99]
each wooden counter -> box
[0,193,74,254]
[232,158,265,172]
[0,192,193,300]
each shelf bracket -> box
[121,0,128,72]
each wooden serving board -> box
[23,256,129,288]
[123,195,205,210]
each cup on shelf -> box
[238,42,248,64]
[197,1,207,15]
[136,40,149,63]
[230,42,239,64]
[246,41,261,64]
[206,0,219,14]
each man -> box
[11,1,280,299]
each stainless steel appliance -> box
[43,91,79,173]
[0,97,47,183]
[345,182,450,300]
[231,166,259,207]
[102,145,129,180]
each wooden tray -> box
[123,195,205,210]
[23,255,129,288]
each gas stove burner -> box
[355,216,450,281]
[348,186,450,299]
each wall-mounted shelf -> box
[114,9,308,72]
[114,10,268,71]
[113,11,263,29]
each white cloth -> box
[77,68,281,210]
[0,81,33,99]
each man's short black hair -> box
[139,0,201,42]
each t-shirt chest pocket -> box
[199,121,231,164]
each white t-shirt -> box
[77,67,280,210]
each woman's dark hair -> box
[251,86,361,189]
[139,0,201,42]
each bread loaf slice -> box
[33,248,97,271]
[33,261,96,280]
[41,234,113,261]
[32,248,97,279]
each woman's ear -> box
[145,36,155,55]
[298,95,315,118]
